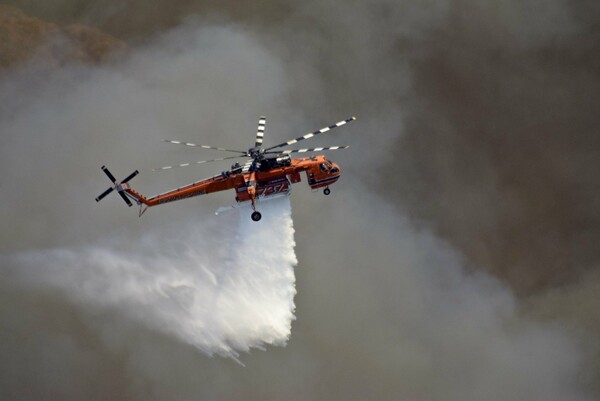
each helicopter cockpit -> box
[320,159,339,174]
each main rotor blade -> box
[152,155,249,171]
[101,165,117,183]
[119,191,133,207]
[266,145,350,155]
[95,187,114,202]
[162,140,246,154]
[265,116,356,151]
[255,116,266,148]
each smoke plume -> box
[1,1,598,400]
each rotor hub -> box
[248,147,264,159]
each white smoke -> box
[0,22,300,362]
[4,197,297,361]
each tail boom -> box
[126,173,245,207]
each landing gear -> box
[323,187,331,195]
[251,211,262,221]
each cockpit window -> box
[320,163,328,172]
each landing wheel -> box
[323,187,331,195]
[251,211,262,221]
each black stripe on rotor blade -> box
[161,140,246,154]
[95,187,114,202]
[122,170,139,183]
[119,191,133,207]
[265,116,355,151]
[101,165,117,183]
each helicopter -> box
[95,116,355,221]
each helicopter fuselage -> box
[125,154,341,207]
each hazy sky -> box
[1,1,599,400]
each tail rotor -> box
[95,165,139,207]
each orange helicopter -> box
[95,116,355,221]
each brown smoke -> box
[388,2,600,294]
[0,5,126,69]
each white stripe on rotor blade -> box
[256,138,263,143]
[303,133,314,139]
[288,139,297,145]
[299,149,308,152]
[314,147,324,151]
[179,163,190,167]
[257,132,264,137]
[319,127,330,133]
[330,146,340,150]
